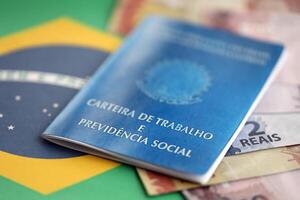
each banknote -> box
[109,0,193,35]
[201,12,300,156]
[108,0,300,35]
[137,145,300,195]
[183,169,300,200]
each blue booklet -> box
[42,16,285,183]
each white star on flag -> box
[53,103,59,108]
[15,95,21,101]
[8,125,15,131]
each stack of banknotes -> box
[108,0,300,199]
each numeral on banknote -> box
[247,121,265,136]
[239,120,281,147]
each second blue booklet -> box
[42,16,285,184]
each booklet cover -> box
[43,16,284,184]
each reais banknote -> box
[183,168,300,200]
[108,0,300,35]
[137,145,300,195]
[203,12,300,156]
